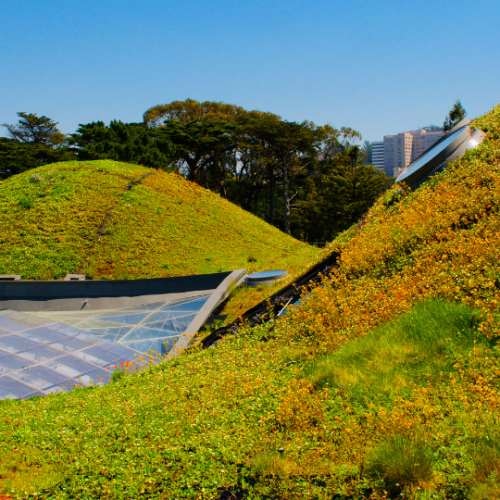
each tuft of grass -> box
[17,196,33,209]
[110,368,127,384]
[468,430,500,499]
[251,450,295,477]
[365,434,435,496]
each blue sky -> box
[1,0,499,142]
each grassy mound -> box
[0,160,319,280]
[1,103,500,499]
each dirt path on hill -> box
[76,172,152,275]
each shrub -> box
[17,196,33,209]
[110,368,127,384]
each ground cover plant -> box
[1,103,500,499]
[0,160,319,280]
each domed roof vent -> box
[245,270,288,287]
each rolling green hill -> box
[0,160,319,280]
[1,103,500,499]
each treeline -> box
[1,100,393,241]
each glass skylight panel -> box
[162,297,209,313]
[140,314,196,334]
[99,312,152,325]
[119,326,172,342]
[103,342,139,359]
[72,330,107,345]
[47,336,92,353]
[0,316,32,334]
[0,354,35,374]
[84,326,133,343]
[122,337,177,356]
[173,313,197,331]
[0,311,149,400]
[1,287,218,400]
[139,320,179,333]
[48,323,93,337]
[10,365,69,390]
[0,317,26,336]
[0,376,43,399]
[140,311,176,324]
[0,334,39,353]
[72,345,120,367]
[158,295,206,308]
[71,318,131,331]
[19,344,64,363]
[0,310,53,329]
[23,293,211,354]
[118,302,166,312]
[18,327,66,344]
[45,355,97,379]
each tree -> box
[422,124,443,132]
[2,112,66,147]
[248,119,319,234]
[1,113,75,175]
[362,140,372,165]
[443,100,467,131]
[143,99,279,127]
[0,138,39,176]
[70,121,175,169]
[293,129,392,241]
[156,120,236,189]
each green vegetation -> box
[305,300,488,404]
[69,120,174,169]
[0,300,496,499]
[0,160,319,280]
[443,100,467,131]
[364,435,435,496]
[2,100,393,240]
[0,113,74,176]
[1,102,499,499]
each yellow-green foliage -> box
[0,160,319,280]
[289,104,500,351]
[2,103,500,499]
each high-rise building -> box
[408,127,445,163]
[384,132,413,178]
[374,126,444,177]
[372,141,384,172]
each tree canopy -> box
[2,112,66,147]
[143,98,280,127]
[69,121,175,170]
[443,100,467,131]
[1,113,75,176]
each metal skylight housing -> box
[396,118,486,189]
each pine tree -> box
[443,100,467,131]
